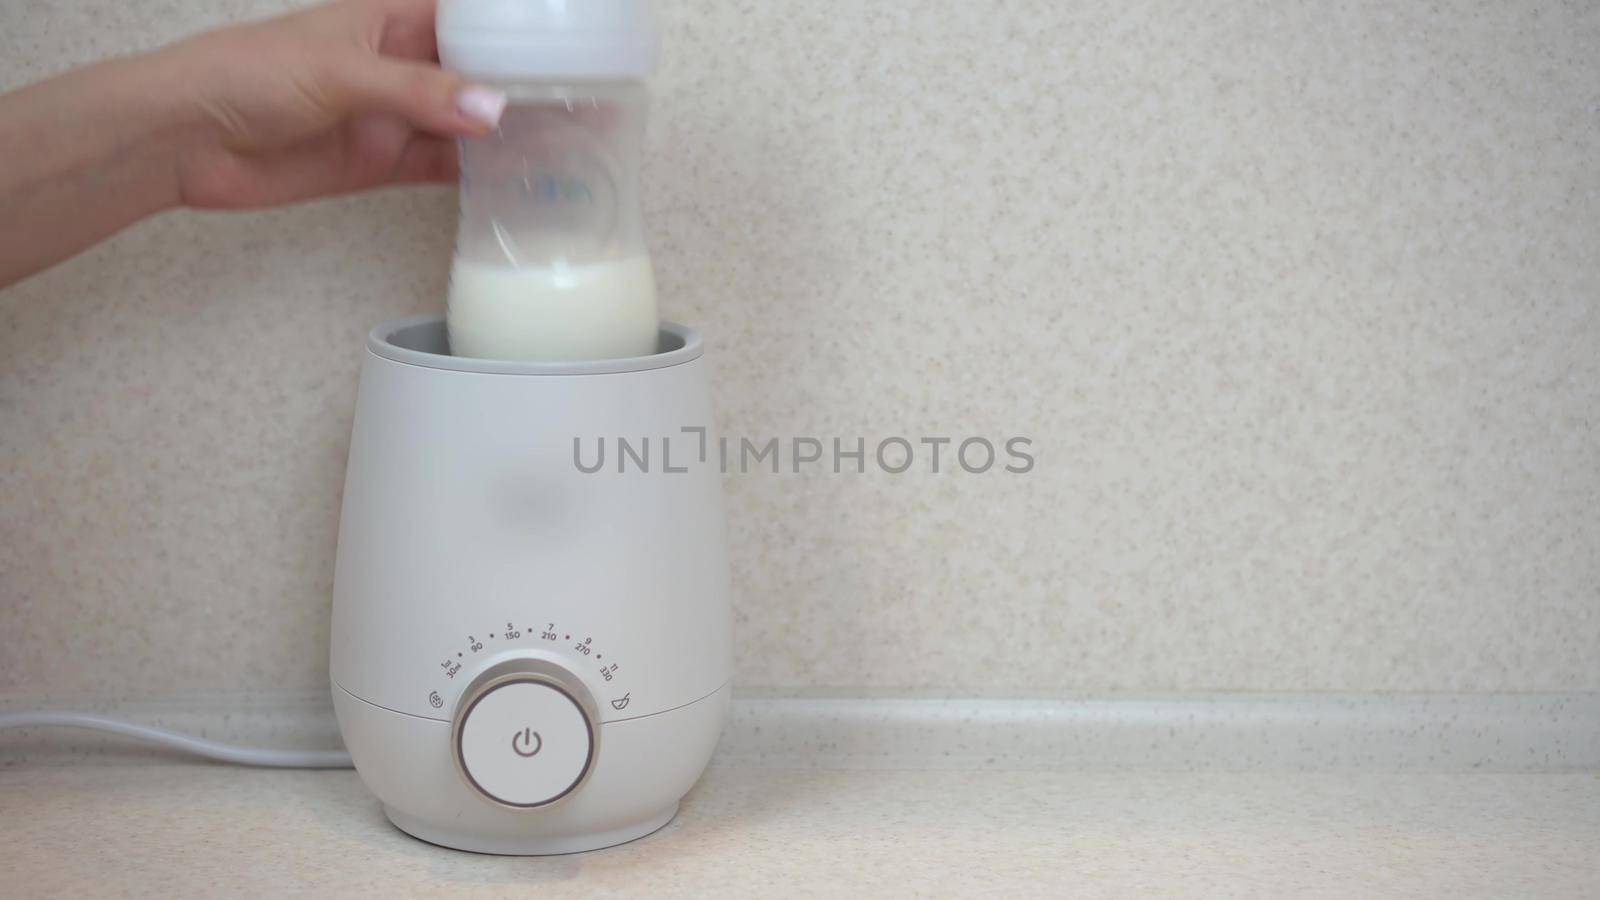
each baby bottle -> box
[438,0,661,362]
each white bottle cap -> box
[437,0,661,83]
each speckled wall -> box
[2,1,1597,697]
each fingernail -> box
[456,86,507,128]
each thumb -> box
[328,55,505,137]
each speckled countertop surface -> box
[2,763,1596,897]
[3,693,1597,895]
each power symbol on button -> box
[511,727,542,758]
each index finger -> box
[364,0,441,62]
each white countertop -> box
[4,762,1597,897]
[4,693,1597,896]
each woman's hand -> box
[0,0,504,287]
[170,0,503,209]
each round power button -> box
[453,676,596,808]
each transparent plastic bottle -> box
[438,0,660,362]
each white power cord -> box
[0,711,353,769]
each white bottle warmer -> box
[329,317,732,854]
